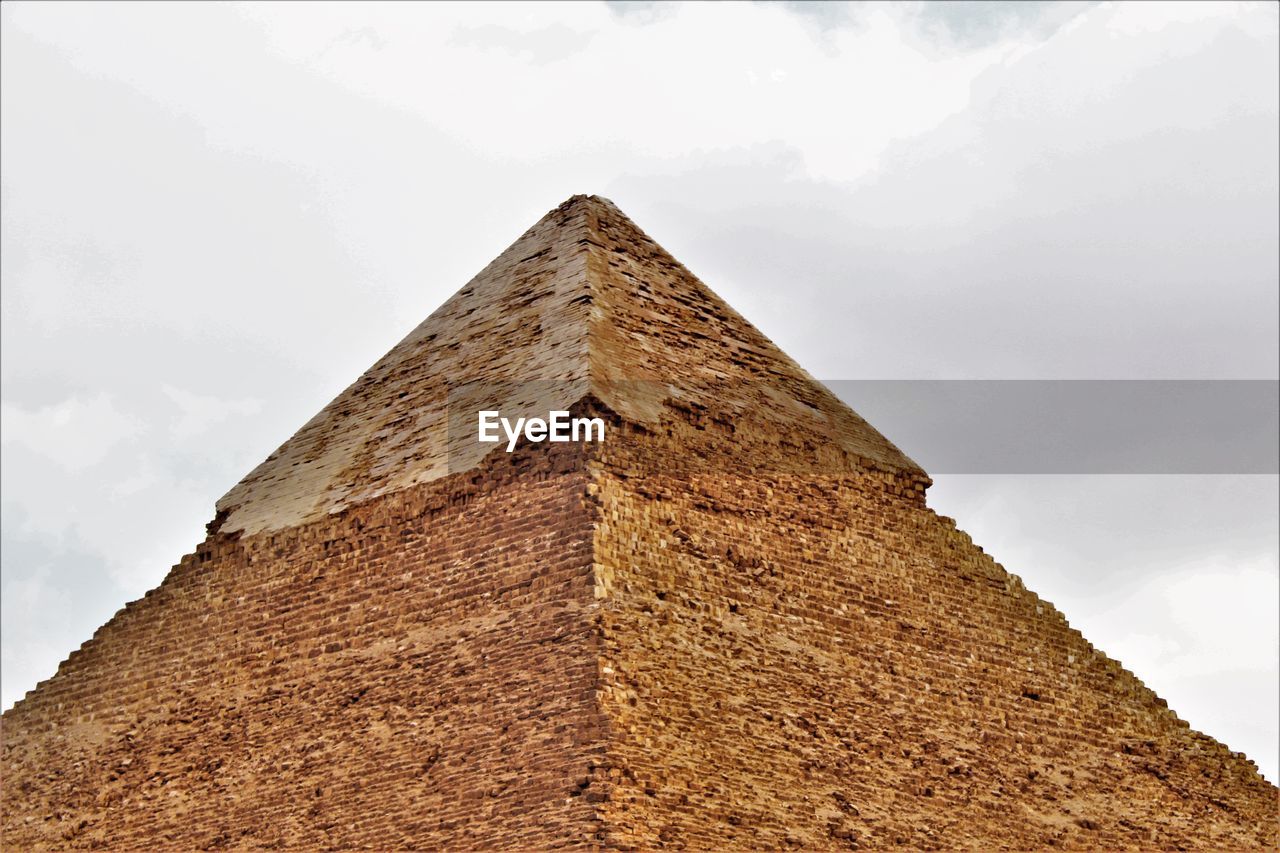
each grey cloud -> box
[773,1,1097,51]
[0,510,129,708]
[830,380,1280,475]
[602,14,1278,380]
[908,1,1099,48]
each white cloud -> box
[163,384,263,440]
[1125,560,1280,680]
[1,394,144,471]
[7,1,1030,183]
[0,387,268,594]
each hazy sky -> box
[2,1,1277,782]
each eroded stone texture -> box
[590,420,1278,849]
[3,442,610,850]
[3,196,1275,850]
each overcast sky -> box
[2,1,1277,782]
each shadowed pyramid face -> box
[3,196,1275,851]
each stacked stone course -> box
[3,195,1275,849]
[591,418,1276,848]
[4,443,611,849]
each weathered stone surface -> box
[215,196,920,537]
[3,196,1275,850]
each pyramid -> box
[2,196,1274,850]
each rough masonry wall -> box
[2,443,607,851]
[590,417,1278,850]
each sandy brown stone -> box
[2,196,1275,850]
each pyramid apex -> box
[560,193,615,206]
[214,194,923,535]
[552,193,622,217]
